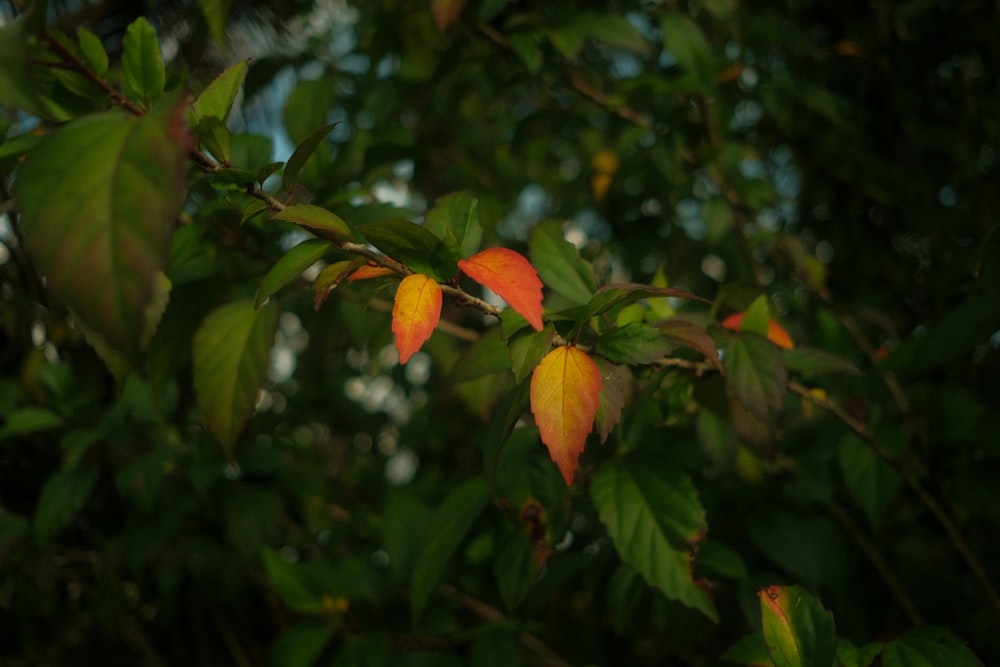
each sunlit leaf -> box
[193,299,279,457]
[348,264,396,282]
[392,274,442,364]
[191,58,248,124]
[529,220,596,305]
[591,455,717,620]
[14,100,191,364]
[459,247,544,331]
[529,346,601,484]
[759,585,836,667]
[411,478,489,621]
[122,17,165,105]
[273,204,352,241]
[255,238,332,308]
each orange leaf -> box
[458,247,544,331]
[722,312,794,350]
[530,346,602,484]
[392,274,442,364]
[348,264,395,282]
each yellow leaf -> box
[530,346,602,484]
[392,274,442,364]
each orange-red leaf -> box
[392,274,442,363]
[722,312,794,350]
[348,264,395,282]
[530,346,602,484]
[458,248,544,332]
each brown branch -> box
[788,380,1000,620]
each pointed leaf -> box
[508,324,556,384]
[591,455,717,620]
[655,317,723,371]
[255,238,332,308]
[262,547,323,614]
[313,259,361,310]
[282,121,338,192]
[122,17,165,105]
[424,190,482,258]
[14,102,191,364]
[459,247,544,331]
[273,204,352,241]
[529,220,596,305]
[594,358,628,443]
[198,0,233,47]
[359,218,457,279]
[450,327,511,382]
[348,264,396,282]
[724,333,788,420]
[0,407,64,440]
[784,347,859,377]
[192,59,248,124]
[759,585,837,667]
[583,282,710,322]
[880,626,983,667]
[34,464,99,546]
[0,16,48,117]
[595,322,672,365]
[411,478,489,621]
[660,12,715,92]
[195,116,231,163]
[76,27,109,76]
[193,300,279,457]
[392,274,442,364]
[529,346,602,484]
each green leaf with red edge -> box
[591,454,717,620]
[193,299,279,458]
[392,274,442,364]
[758,585,836,667]
[348,264,395,282]
[724,332,787,420]
[655,317,723,371]
[529,346,601,484]
[14,100,191,365]
[273,204,352,241]
[255,238,331,308]
[594,358,628,443]
[595,322,673,365]
[880,626,983,667]
[313,259,362,310]
[459,247,544,331]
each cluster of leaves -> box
[1,1,999,666]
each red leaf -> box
[458,247,544,331]
[392,274,442,363]
[530,346,602,484]
[722,312,795,350]
[348,264,395,282]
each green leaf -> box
[880,626,983,667]
[256,238,332,308]
[724,333,787,420]
[741,294,772,337]
[283,76,337,145]
[271,622,336,667]
[494,527,539,612]
[198,0,233,47]
[529,220,596,305]
[423,191,482,258]
[660,12,715,92]
[655,317,722,371]
[283,121,338,192]
[195,116,232,164]
[193,300,279,457]
[507,323,556,384]
[76,27,109,76]
[273,204,352,241]
[191,59,248,125]
[0,407,64,440]
[14,101,191,364]
[483,380,531,485]
[450,327,511,382]
[580,283,709,324]
[594,358,628,443]
[838,434,902,531]
[549,12,650,60]
[411,477,489,622]
[595,322,672,365]
[262,547,323,614]
[358,219,458,280]
[590,454,717,620]
[759,585,837,667]
[784,347,861,377]
[34,464,99,546]
[0,16,48,118]
[720,633,774,665]
[122,17,165,105]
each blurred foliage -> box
[1,0,999,665]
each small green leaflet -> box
[122,17,165,105]
[255,238,332,308]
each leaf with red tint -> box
[722,312,795,350]
[459,247,544,332]
[392,274,442,363]
[530,346,602,484]
[348,264,395,282]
